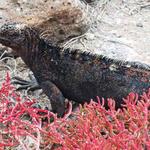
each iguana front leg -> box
[12,76,65,117]
[40,81,65,117]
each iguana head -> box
[0,23,27,49]
[0,22,39,55]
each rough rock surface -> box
[0,0,91,45]
[67,0,150,66]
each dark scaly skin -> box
[0,23,150,116]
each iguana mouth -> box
[0,36,11,47]
[0,35,19,50]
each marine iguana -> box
[0,23,150,116]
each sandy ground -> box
[66,0,150,66]
[0,0,150,108]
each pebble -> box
[136,22,143,27]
